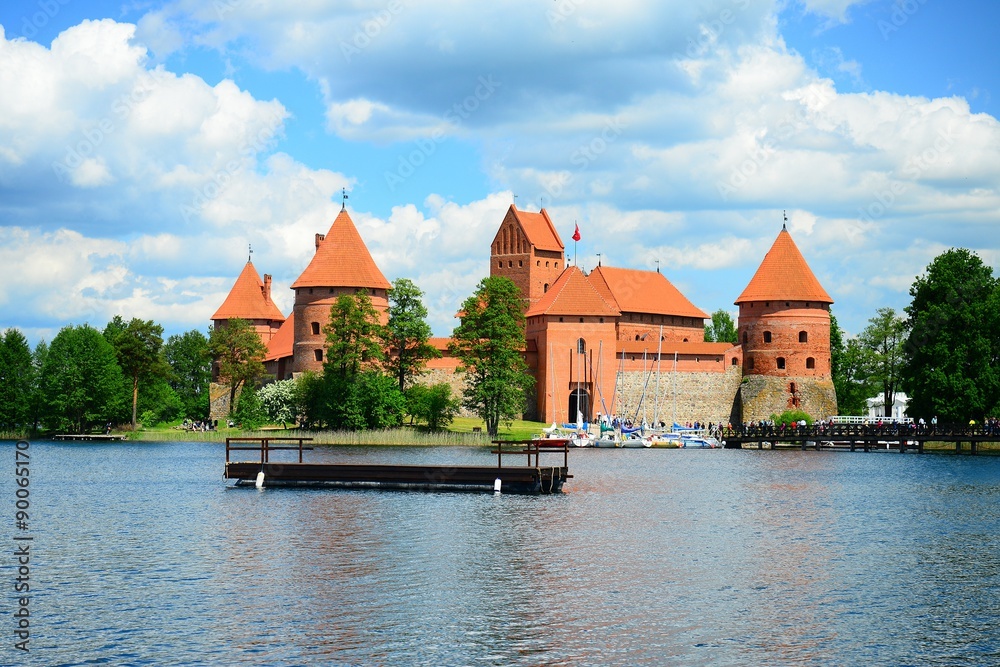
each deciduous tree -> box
[105,316,167,429]
[324,291,386,379]
[208,318,267,415]
[40,325,125,433]
[704,309,738,344]
[164,329,211,420]
[0,328,35,432]
[858,307,906,418]
[901,248,1000,422]
[385,278,439,391]
[450,276,534,438]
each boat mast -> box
[652,325,663,426]
[671,350,678,426]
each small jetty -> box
[225,437,571,494]
[53,433,127,441]
[722,422,1000,455]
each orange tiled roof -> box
[494,205,564,253]
[290,209,392,290]
[617,340,735,356]
[526,266,620,318]
[264,313,294,362]
[588,266,708,319]
[211,261,286,322]
[735,228,833,304]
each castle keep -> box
[212,205,836,424]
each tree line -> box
[831,248,1000,423]
[0,317,211,435]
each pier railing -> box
[491,440,570,469]
[721,422,1000,439]
[225,437,314,464]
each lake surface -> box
[2,440,998,666]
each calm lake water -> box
[2,440,998,666]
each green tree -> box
[406,383,460,431]
[324,291,386,379]
[836,338,876,416]
[164,329,211,420]
[385,278,439,391]
[208,318,267,415]
[136,376,184,426]
[450,276,534,438]
[0,329,35,432]
[704,309,738,344]
[105,316,167,430]
[259,378,297,428]
[232,385,266,430]
[292,371,326,429]
[858,307,907,418]
[29,340,48,432]
[901,248,1000,422]
[40,325,125,433]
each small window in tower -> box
[577,338,586,354]
[508,260,513,268]
[789,382,796,393]
[731,357,738,366]
[311,322,320,335]
[559,317,564,322]
[806,357,815,369]
[519,260,523,267]
[546,261,550,267]
[683,338,689,342]
[799,331,808,343]
[786,302,790,307]
[536,260,540,266]
[747,357,754,370]
[635,335,640,341]
[314,349,323,362]
[763,331,772,343]
[543,283,549,292]
[743,332,748,345]
[661,336,665,341]
[776,357,786,370]
[555,262,559,268]
[579,318,584,323]
[498,261,502,268]
[766,302,770,307]
[599,317,604,323]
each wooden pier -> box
[224,437,571,494]
[53,433,127,441]
[721,423,1000,454]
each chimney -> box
[262,274,272,303]
[315,233,325,250]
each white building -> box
[866,392,909,420]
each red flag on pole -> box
[572,224,581,242]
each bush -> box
[770,409,813,426]
[233,385,266,430]
[406,383,460,431]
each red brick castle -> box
[211,205,837,423]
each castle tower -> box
[525,266,620,424]
[735,224,837,421]
[211,260,285,342]
[490,205,565,310]
[289,208,391,374]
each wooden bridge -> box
[720,422,999,454]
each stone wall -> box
[209,382,232,421]
[738,374,838,422]
[612,365,743,426]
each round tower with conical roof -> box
[290,207,392,374]
[735,222,837,421]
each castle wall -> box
[738,374,838,422]
[611,365,743,426]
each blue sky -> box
[1,0,998,343]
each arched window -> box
[635,335,640,341]
[731,357,738,366]
[763,331,772,343]
[577,338,586,354]
[311,322,320,335]
[776,357,786,370]
[314,349,323,362]
[508,260,513,268]
[799,331,808,343]
[806,357,815,369]
[497,261,502,268]
[683,338,689,342]
[543,283,549,293]
[519,260,523,267]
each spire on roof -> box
[290,208,391,290]
[782,210,787,231]
[341,187,349,211]
[248,243,253,263]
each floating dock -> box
[224,437,570,494]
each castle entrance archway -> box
[568,389,590,425]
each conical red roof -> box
[526,266,620,318]
[735,228,833,304]
[211,261,285,321]
[290,209,391,290]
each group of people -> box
[182,419,217,431]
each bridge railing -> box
[721,422,1000,439]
